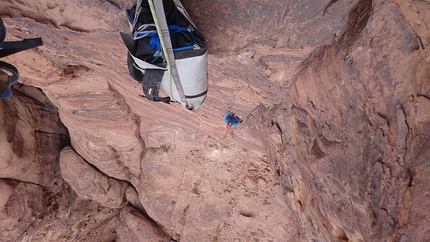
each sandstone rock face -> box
[256,0,430,241]
[0,180,44,242]
[0,88,67,241]
[0,0,429,241]
[397,96,430,241]
[45,71,145,181]
[138,144,300,241]
[185,0,359,51]
[117,206,169,242]
[59,146,128,208]
[0,90,68,186]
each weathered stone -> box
[125,185,146,213]
[116,206,169,242]
[59,146,128,208]
[396,96,430,241]
[184,0,359,50]
[0,179,49,241]
[256,0,430,241]
[0,0,429,241]
[0,90,68,186]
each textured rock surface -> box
[0,0,429,241]
[396,96,430,241]
[256,0,430,241]
[17,182,123,242]
[59,146,128,208]
[185,0,359,51]
[138,144,300,241]
[117,206,169,242]
[0,89,68,186]
[0,87,121,242]
[0,180,44,242]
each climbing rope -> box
[147,0,192,109]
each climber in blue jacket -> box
[225,111,242,129]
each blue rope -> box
[128,10,135,22]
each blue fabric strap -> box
[0,61,19,99]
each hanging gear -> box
[121,0,208,110]
[0,18,43,98]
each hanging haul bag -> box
[120,0,208,110]
[0,18,43,98]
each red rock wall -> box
[257,0,430,240]
[1,0,429,241]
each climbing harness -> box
[0,18,43,98]
[121,0,208,110]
